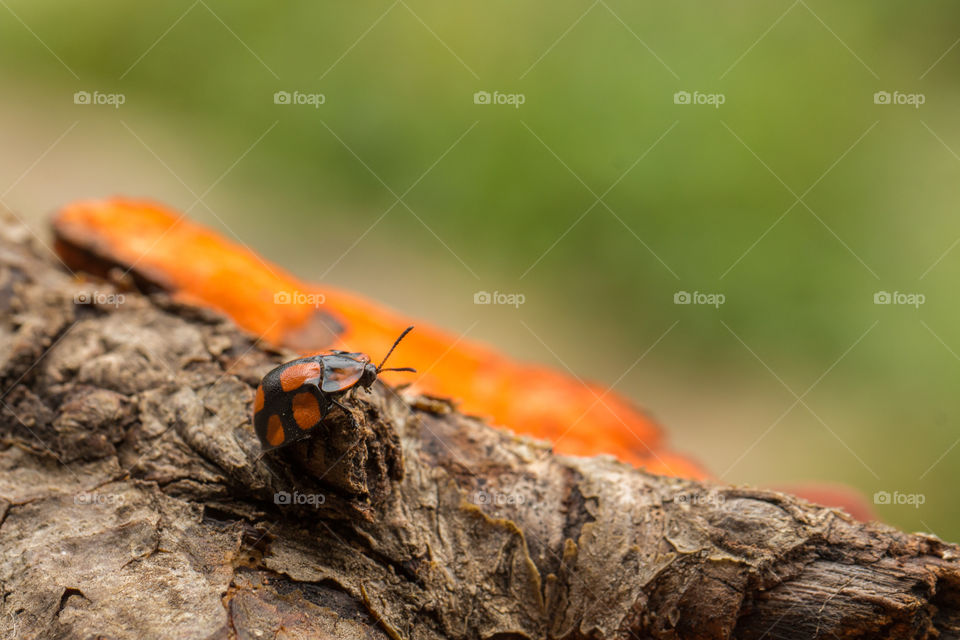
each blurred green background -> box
[1,1,958,536]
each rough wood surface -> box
[1,214,959,640]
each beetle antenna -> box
[377,326,414,372]
[379,367,416,373]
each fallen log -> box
[0,214,958,639]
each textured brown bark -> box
[1,212,959,640]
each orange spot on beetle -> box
[292,391,321,430]
[280,361,322,392]
[254,385,265,413]
[266,414,285,447]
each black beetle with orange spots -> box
[254,326,416,452]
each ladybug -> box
[254,326,416,452]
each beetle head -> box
[360,362,379,389]
[361,326,417,390]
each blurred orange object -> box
[54,198,707,477]
[51,197,889,522]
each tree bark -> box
[0,213,958,640]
